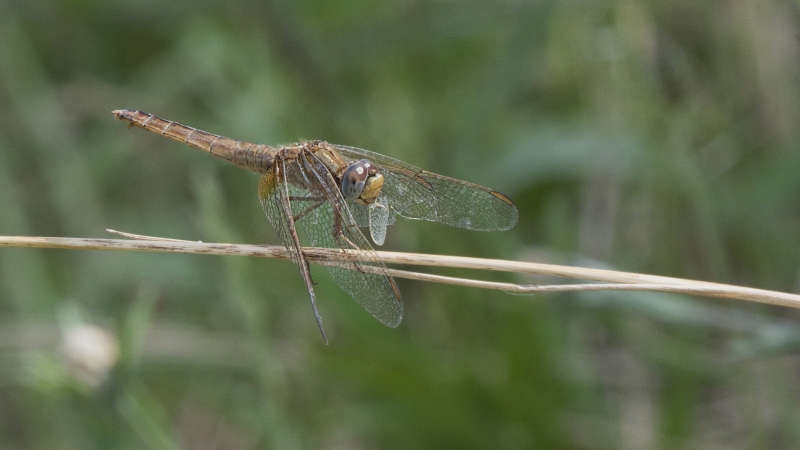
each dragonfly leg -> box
[288,196,325,202]
[290,197,326,222]
[340,234,360,251]
[330,208,362,251]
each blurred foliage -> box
[1,0,800,448]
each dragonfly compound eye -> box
[341,161,370,200]
[359,159,378,176]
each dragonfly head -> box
[341,159,384,205]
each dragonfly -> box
[113,109,518,343]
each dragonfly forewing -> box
[334,145,519,231]
[258,166,329,342]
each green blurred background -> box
[1,0,800,448]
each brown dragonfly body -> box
[114,109,518,343]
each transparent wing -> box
[334,145,519,231]
[258,165,328,341]
[258,171,300,265]
[368,196,391,245]
[350,201,396,229]
[261,153,403,328]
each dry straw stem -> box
[0,232,798,309]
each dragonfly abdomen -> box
[112,110,276,173]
